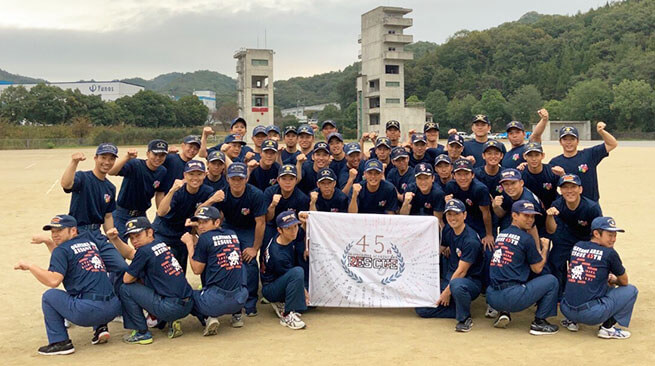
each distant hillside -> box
[0,68,45,84]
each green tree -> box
[562,79,614,123]
[472,89,509,125]
[508,85,543,124]
[542,99,565,121]
[213,102,238,131]
[116,90,176,128]
[446,94,478,130]
[26,84,68,125]
[174,95,209,127]
[611,79,655,131]
[317,104,342,122]
[424,90,449,124]
[0,85,32,124]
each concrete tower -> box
[234,48,275,128]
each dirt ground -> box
[1,141,654,365]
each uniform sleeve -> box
[608,249,626,277]
[444,181,456,195]
[64,171,85,193]
[267,245,294,277]
[192,235,209,264]
[589,143,609,166]
[155,166,168,193]
[48,247,69,276]
[459,238,482,265]
[118,159,136,177]
[250,187,268,217]
[337,169,349,189]
[127,248,148,279]
[385,185,399,212]
[339,193,350,212]
[263,186,275,207]
[432,188,446,213]
[524,236,543,265]
[298,192,310,212]
[476,184,491,206]
[107,185,117,213]
[247,168,259,187]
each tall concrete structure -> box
[357,6,428,138]
[234,48,275,129]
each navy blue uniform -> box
[444,179,491,238]
[313,188,349,212]
[521,164,560,209]
[248,162,280,192]
[464,140,507,169]
[408,153,432,168]
[207,143,253,163]
[354,180,399,214]
[161,154,187,192]
[65,171,116,227]
[442,225,484,281]
[337,161,365,189]
[404,183,445,216]
[281,150,300,165]
[502,144,527,169]
[549,144,609,202]
[203,174,227,192]
[298,162,322,194]
[329,157,348,177]
[474,167,503,198]
[499,188,545,233]
[386,167,416,196]
[261,235,308,314]
[427,145,446,159]
[262,185,310,256]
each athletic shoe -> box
[261,297,271,304]
[494,312,511,328]
[203,317,219,336]
[561,318,579,332]
[529,319,559,335]
[91,325,110,345]
[455,317,473,333]
[146,313,158,328]
[246,310,258,317]
[598,326,631,339]
[168,320,183,338]
[38,340,75,355]
[485,305,498,318]
[123,330,153,345]
[280,311,306,330]
[271,302,285,319]
[231,313,244,328]
[64,319,72,328]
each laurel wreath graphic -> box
[381,244,405,285]
[341,241,363,283]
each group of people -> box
[14,111,638,356]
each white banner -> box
[307,212,440,308]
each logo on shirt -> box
[153,180,160,189]
[424,202,432,209]
[465,198,473,206]
[103,194,111,203]
[512,153,519,161]
[577,220,588,227]
[241,207,250,215]
[455,248,462,258]
[570,264,584,280]
[170,257,183,272]
[331,208,339,212]
[228,250,240,266]
[492,248,502,263]
[578,164,588,173]
[543,182,553,190]
[378,200,386,207]
[401,183,407,191]
[496,185,503,193]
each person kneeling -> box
[181,206,249,336]
[486,200,559,335]
[107,217,193,344]
[261,210,309,330]
[560,217,638,339]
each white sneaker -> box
[271,302,285,319]
[560,318,579,332]
[485,305,498,318]
[598,326,631,339]
[231,313,244,328]
[280,311,306,330]
[64,319,72,328]
[203,317,219,336]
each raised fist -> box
[126,148,138,159]
[168,145,179,154]
[202,126,215,136]
[493,195,504,208]
[352,183,362,195]
[247,159,259,169]
[71,152,86,163]
[546,207,559,216]
[404,191,415,202]
[309,191,319,202]
[551,166,565,176]
[349,168,358,180]
[210,189,225,203]
[171,179,185,192]
[369,132,378,141]
[448,128,458,135]
[245,152,255,161]
[105,228,119,240]
[444,194,453,202]
[516,162,527,171]
[596,121,606,133]
[220,144,230,152]
[296,153,307,164]
[408,129,416,137]
[271,194,282,206]
[537,108,549,121]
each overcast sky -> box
[0,0,610,82]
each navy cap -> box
[313,141,330,154]
[524,142,543,154]
[434,154,452,166]
[261,139,278,151]
[444,199,466,213]
[472,114,490,124]
[414,163,433,177]
[591,217,625,233]
[327,132,344,143]
[284,125,298,135]
[231,117,246,128]
[424,121,439,132]
[124,216,152,234]
[483,140,504,152]
[321,120,337,129]
[183,135,201,146]
[207,150,226,163]
[297,124,314,136]
[499,168,522,183]
[266,125,281,135]
[224,134,247,145]
[276,210,301,228]
[511,200,542,215]
[278,164,297,177]
[448,134,464,146]
[453,158,473,172]
[411,133,427,144]
[375,137,392,149]
[317,168,337,182]
[558,174,582,187]
[147,139,168,154]
[184,160,205,173]
[364,159,383,172]
[386,120,400,130]
[191,206,221,222]
[96,143,118,157]
[344,142,362,155]
[506,121,525,132]
[559,126,579,139]
[43,214,77,230]
[391,147,409,161]
[252,125,267,136]
[227,162,247,178]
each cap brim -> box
[208,157,225,163]
[262,147,278,152]
[227,173,247,179]
[150,149,167,154]
[278,172,297,177]
[444,208,465,213]
[413,139,427,144]
[42,224,62,231]
[346,149,361,154]
[392,155,408,161]
[125,227,147,235]
[499,178,520,183]
[375,144,391,149]
[448,142,463,146]
[415,172,433,177]
[185,168,205,173]
[314,148,330,154]
[279,219,301,228]
[600,227,625,232]
[515,210,542,215]
[97,150,119,157]
[191,215,216,222]
[453,167,472,172]
[365,167,383,173]
[560,132,578,139]
[317,176,335,182]
[524,149,542,154]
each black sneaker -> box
[91,324,110,345]
[38,339,75,355]
[455,317,473,332]
[494,312,511,328]
[530,319,559,335]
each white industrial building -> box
[0,81,144,101]
[234,48,275,129]
[193,90,217,113]
[281,102,341,124]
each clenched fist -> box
[493,195,504,208]
[546,207,559,216]
[202,126,215,136]
[352,183,362,195]
[71,152,86,163]
[537,108,549,121]
[126,148,138,159]
[309,191,319,202]
[271,194,282,206]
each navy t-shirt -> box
[65,170,116,226]
[153,184,214,237]
[117,159,167,211]
[444,179,491,237]
[563,241,625,306]
[354,180,399,214]
[298,161,321,194]
[207,143,253,163]
[426,145,446,159]
[464,139,507,169]
[521,164,560,209]
[329,157,348,177]
[49,235,113,296]
[549,144,609,201]
[489,225,543,286]
[551,196,603,246]
[281,150,301,165]
[204,174,227,193]
[248,162,281,192]
[161,154,187,192]
[499,188,545,232]
[405,182,445,216]
[192,228,244,290]
[501,144,527,169]
[261,235,304,284]
[337,161,365,189]
[313,188,349,212]
[474,167,503,197]
[214,184,267,229]
[408,153,433,168]
[127,239,193,299]
[263,185,310,221]
[441,225,484,281]
[386,167,416,195]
